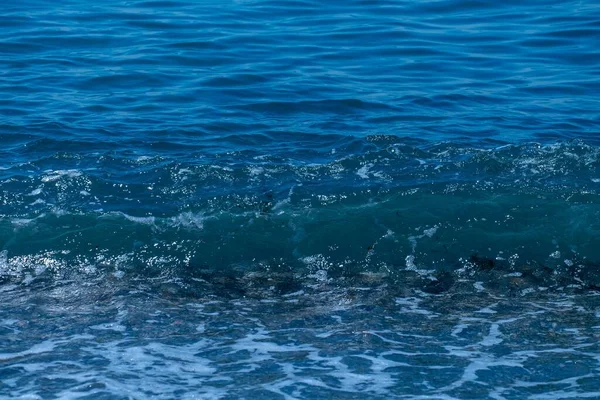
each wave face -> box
[2,0,600,399]
[2,139,600,294]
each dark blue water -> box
[2,1,600,398]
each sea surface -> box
[1,0,600,398]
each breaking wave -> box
[2,139,600,296]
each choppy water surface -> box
[1,0,600,398]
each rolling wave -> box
[2,140,599,295]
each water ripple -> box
[0,0,597,146]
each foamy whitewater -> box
[1,0,600,398]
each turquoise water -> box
[1,1,600,398]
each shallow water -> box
[1,0,600,398]
[3,282,600,399]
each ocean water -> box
[1,0,600,398]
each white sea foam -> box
[41,169,83,183]
[356,163,372,179]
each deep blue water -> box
[2,1,600,399]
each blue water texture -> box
[1,1,600,399]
